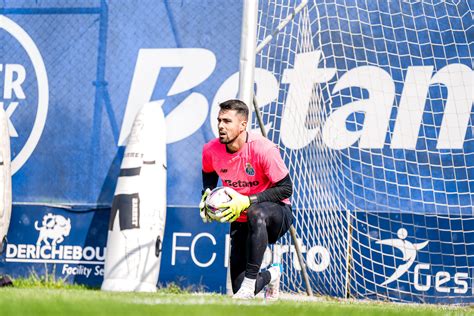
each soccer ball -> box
[205,187,231,220]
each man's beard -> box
[219,133,238,144]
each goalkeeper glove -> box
[199,188,212,223]
[216,187,251,223]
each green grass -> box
[0,284,472,316]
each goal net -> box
[253,0,473,303]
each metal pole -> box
[290,226,313,296]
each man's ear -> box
[240,119,247,132]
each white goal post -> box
[239,0,314,297]
[239,0,473,304]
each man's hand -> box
[199,188,212,223]
[216,187,250,223]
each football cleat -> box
[232,285,255,300]
[265,263,282,301]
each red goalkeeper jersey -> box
[202,132,290,222]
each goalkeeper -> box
[200,99,294,300]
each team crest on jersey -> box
[245,163,255,176]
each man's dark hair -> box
[219,99,249,119]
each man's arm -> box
[202,170,219,194]
[202,142,218,193]
[199,171,219,223]
[217,174,292,222]
[249,173,292,204]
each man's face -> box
[217,110,247,144]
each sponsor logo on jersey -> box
[224,179,259,188]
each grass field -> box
[0,282,472,316]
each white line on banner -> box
[5,258,104,265]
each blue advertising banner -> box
[350,211,474,304]
[1,0,242,206]
[2,206,108,286]
[1,205,230,293]
[1,204,343,295]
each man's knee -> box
[246,205,266,226]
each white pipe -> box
[238,0,258,128]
